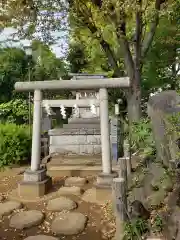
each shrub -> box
[0,99,31,125]
[125,118,156,156]
[0,123,31,167]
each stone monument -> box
[148,90,180,167]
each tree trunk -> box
[127,74,142,124]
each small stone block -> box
[58,186,83,196]
[18,177,52,198]
[65,177,87,187]
[24,168,47,182]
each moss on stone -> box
[146,189,166,209]
[161,176,173,192]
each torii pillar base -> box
[94,172,118,189]
[18,167,52,198]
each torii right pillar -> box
[95,88,118,188]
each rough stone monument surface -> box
[148,90,180,167]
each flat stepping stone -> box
[65,177,87,187]
[58,186,83,196]
[24,235,59,240]
[82,187,112,205]
[47,197,77,211]
[51,212,87,235]
[0,195,4,202]
[0,201,22,216]
[9,210,44,229]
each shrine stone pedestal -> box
[18,167,52,198]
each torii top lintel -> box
[14,77,130,92]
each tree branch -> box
[87,21,120,73]
[100,40,118,68]
[116,20,135,81]
[141,0,165,59]
[77,0,120,74]
[134,0,142,76]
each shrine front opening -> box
[14,76,130,197]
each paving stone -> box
[24,235,59,240]
[51,212,87,235]
[58,186,83,196]
[47,197,77,211]
[0,195,4,202]
[0,201,22,216]
[9,210,44,229]
[81,187,112,205]
[65,177,87,187]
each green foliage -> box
[142,3,180,96]
[151,214,163,233]
[129,118,155,155]
[67,43,88,73]
[0,123,31,167]
[31,40,67,80]
[0,47,28,103]
[123,218,149,240]
[0,99,30,125]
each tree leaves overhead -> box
[0,47,27,103]
[31,40,67,80]
[1,0,68,43]
[0,41,67,103]
[142,1,180,94]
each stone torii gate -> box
[14,77,130,198]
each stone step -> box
[48,128,101,136]
[68,117,100,124]
[63,123,100,129]
[50,135,101,146]
[48,154,102,166]
[49,144,101,155]
[64,177,87,187]
[47,165,119,177]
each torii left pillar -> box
[18,90,52,198]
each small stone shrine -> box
[48,74,121,161]
[48,74,103,156]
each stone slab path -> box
[0,174,115,240]
[0,201,22,217]
[51,212,87,235]
[47,196,77,211]
[24,235,59,240]
[10,210,44,230]
[58,186,83,196]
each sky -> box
[0,27,67,58]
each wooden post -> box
[112,177,128,240]
[119,158,127,187]
[124,140,131,175]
